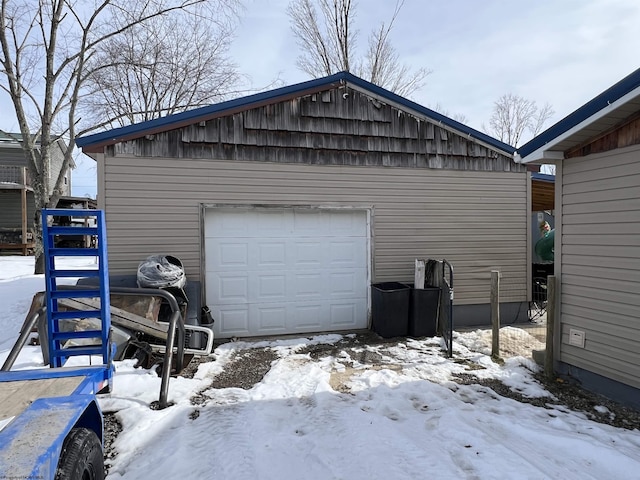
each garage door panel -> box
[204,241,249,272]
[257,209,288,234]
[206,208,369,338]
[292,241,323,267]
[205,209,251,237]
[329,211,367,236]
[291,271,325,299]
[211,272,249,304]
[256,241,287,268]
[328,238,367,267]
[293,303,323,329]
[328,269,367,298]
[253,273,287,302]
[217,306,250,336]
[329,302,364,328]
[293,209,323,235]
[252,303,287,332]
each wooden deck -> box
[0,376,84,420]
[0,243,34,255]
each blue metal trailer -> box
[0,209,113,479]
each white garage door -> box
[204,207,369,338]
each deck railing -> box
[0,165,31,187]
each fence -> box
[0,165,31,186]
[491,272,554,370]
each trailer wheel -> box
[56,428,104,480]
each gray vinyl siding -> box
[0,190,35,229]
[101,156,528,306]
[560,144,640,389]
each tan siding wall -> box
[103,156,528,305]
[560,144,640,389]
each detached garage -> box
[77,71,530,339]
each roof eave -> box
[77,74,349,153]
[516,68,640,164]
[77,70,515,158]
[343,74,515,157]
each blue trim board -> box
[531,172,555,182]
[76,71,515,155]
[517,66,640,159]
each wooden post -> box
[491,270,500,359]
[545,275,556,380]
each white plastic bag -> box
[136,255,186,289]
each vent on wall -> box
[569,328,585,348]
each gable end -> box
[109,87,523,172]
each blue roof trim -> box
[75,72,346,148]
[517,66,640,159]
[531,172,554,182]
[76,71,515,155]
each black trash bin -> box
[407,285,441,337]
[371,282,410,338]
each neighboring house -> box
[0,134,73,254]
[77,71,531,340]
[516,67,640,409]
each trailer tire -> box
[56,428,104,480]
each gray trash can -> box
[371,282,410,338]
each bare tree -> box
[0,0,241,273]
[288,0,429,97]
[82,8,240,128]
[430,103,469,125]
[484,93,554,147]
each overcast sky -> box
[2,0,640,198]
[234,0,640,130]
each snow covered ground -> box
[1,256,640,479]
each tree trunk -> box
[33,216,45,274]
[32,174,48,275]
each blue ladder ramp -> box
[42,209,112,368]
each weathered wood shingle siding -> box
[560,144,640,389]
[112,88,521,172]
[102,157,527,305]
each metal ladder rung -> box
[51,289,101,300]
[51,310,103,320]
[52,330,104,341]
[47,226,99,236]
[49,247,100,257]
[44,208,98,218]
[51,346,104,357]
[50,269,100,278]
